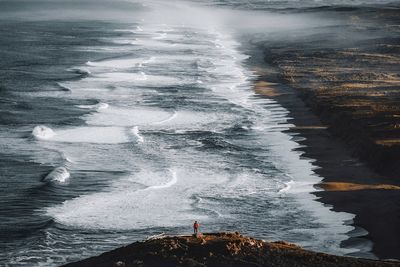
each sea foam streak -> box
[86,57,156,68]
[155,111,178,124]
[77,102,109,110]
[35,126,132,144]
[84,107,175,126]
[131,126,144,143]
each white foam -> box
[278,180,295,194]
[147,169,177,189]
[54,72,183,94]
[86,57,155,69]
[154,111,177,124]
[32,125,55,140]
[45,169,210,230]
[130,39,207,50]
[110,38,136,45]
[45,127,132,144]
[73,46,131,53]
[131,126,144,143]
[143,110,236,131]
[98,72,147,81]
[144,57,156,63]
[43,167,70,183]
[64,157,74,163]
[82,107,233,133]
[77,102,109,110]
[67,72,181,88]
[152,32,167,40]
[84,107,174,127]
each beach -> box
[247,4,400,259]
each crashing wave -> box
[43,167,70,183]
[32,125,55,140]
[131,126,144,143]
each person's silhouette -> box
[193,221,199,234]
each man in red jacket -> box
[193,221,199,235]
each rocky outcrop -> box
[62,232,399,267]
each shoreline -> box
[252,72,400,259]
[243,4,400,259]
[251,73,377,259]
[244,7,400,257]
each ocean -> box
[0,0,394,265]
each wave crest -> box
[43,167,70,183]
[32,125,55,140]
[77,102,109,110]
[131,126,144,143]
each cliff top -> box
[62,232,400,267]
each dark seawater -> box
[0,0,392,265]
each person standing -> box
[193,221,199,235]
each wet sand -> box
[246,4,400,260]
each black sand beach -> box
[248,4,400,260]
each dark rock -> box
[61,232,400,267]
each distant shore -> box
[247,4,400,259]
[61,232,400,267]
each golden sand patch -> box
[375,139,400,146]
[341,81,400,90]
[336,102,373,108]
[341,83,375,89]
[317,182,400,191]
[254,81,281,97]
[339,51,399,61]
